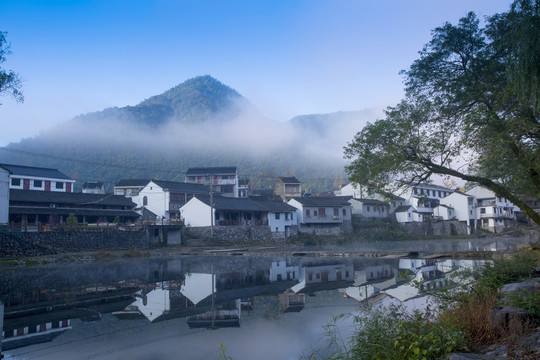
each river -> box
[0,237,532,360]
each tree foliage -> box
[0,31,23,103]
[345,0,540,224]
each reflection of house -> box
[1,163,75,192]
[292,262,355,293]
[8,189,139,230]
[274,176,301,201]
[186,299,241,328]
[270,260,300,282]
[2,318,72,351]
[466,185,517,233]
[288,197,352,234]
[82,181,105,194]
[0,165,10,223]
[185,167,238,198]
[279,290,305,312]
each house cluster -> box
[335,181,521,233]
[0,161,526,236]
[0,164,353,237]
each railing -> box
[217,219,268,226]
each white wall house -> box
[288,197,352,234]
[439,191,476,234]
[389,182,454,221]
[433,204,455,220]
[180,196,295,235]
[123,180,208,220]
[466,185,517,233]
[185,167,238,198]
[347,198,389,219]
[0,166,10,224]
[394,205,422,223]
[0,163,75,193]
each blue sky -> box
[0,0,512,146]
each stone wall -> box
[0,230,149,258]
[399,220,469,236]
[186,225,277,244]
[298,220,353,236]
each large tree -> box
[344,0,540,224]
[0,31,23,103]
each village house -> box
[180,196,297,236]
[82,181,105,194]
[287,197,352,234]
[115,179,209,221]
[390,182,454,221]
[8,189,139,231]
[439,190,476,234]
[113,179,149,196]
[274,176,302,201]
[346,197,389,219]
[394,205,422,223]
[0,165,10,224]
[466,185,517,233]
[185,166,238,197]
[0,163,75,193]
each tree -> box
[0,31,23,103]
[344,0,540,225]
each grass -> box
[301,248,539,360]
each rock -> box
[500,278,539,295]
[488,306,533,335]
[516,242,533,251]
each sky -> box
[0,0,513,147]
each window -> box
[366,206,370,212]
[314,210,318,216]
[11,178,21,186]
[285,213,289,220]
[306,209,310,217]
[480,208,486,214]
[438,191,442,197]
[33,180,42,188]
[55,182,64,189]
[333,208,339,216]
[342,208,346,216]
[275,213,280,220]
[143,196,148,206]
[318,208,325,216]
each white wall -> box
[268,211,296,232]
[132,181,168,218]
[180,198,213,227]
[0,168,9,223]
[440,192,474,223]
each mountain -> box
[71,75,248,127]
[0,76,375,193]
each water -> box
[0,237,531,360]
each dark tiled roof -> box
[0,163,72,180]
[152,180,209,193]
[9,206,139,218]
[82,181,104,189]
[185,167,237,175]
[394,205,412,213]
[251,199,297,212]
[114,179,151,187]
[194,196,266,212]
[10,189,135,207]
[350,198,387,206]
[278,176,300,184]
[292,197,351,207]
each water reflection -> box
[0,253,490,360]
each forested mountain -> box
[0,76,375,193]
